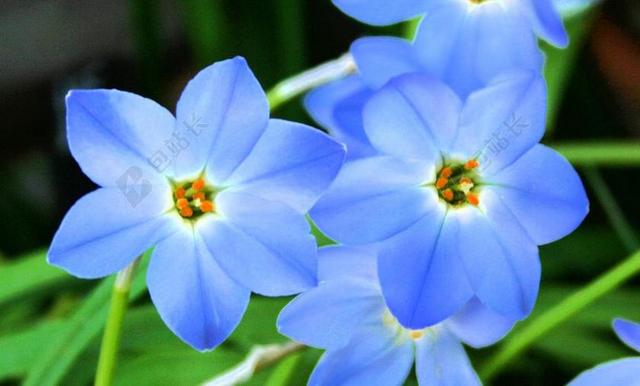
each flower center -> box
[382,309,432,342]
[434,159,480,207]
[172,177,216,219]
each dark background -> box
[0,1,639,385]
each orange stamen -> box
[439,167,453,178]
[200,200,215,213]
[442,189,454,202]
[192,178,205,191]
[193,192,205,201]
[435,177,449,189]
[175,187,186,199]
[464,159,479,170]
[180,206,194,217]
[467,193,479,206]
[460,177,472,185]
[176,198,189,209]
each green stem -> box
[481,248,640,381]
[267,53,356,111]
[94,259,140,386]
[552,142,640,167]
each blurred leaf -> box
[544,4,599,131]
[230,297,290,350]
[180,0,230,67]
[264,351,303,386]
[0,249,72,308]
[24,254,151,386]
[0,320,64,379]
[119,305,191,354]
[114,349,242,386]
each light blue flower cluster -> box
[49,0,592,384]
[568,319,640,386]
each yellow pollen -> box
[409,330,424,340]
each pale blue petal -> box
[363,73,462,161]
[613,319,640,352]
[309,327,414,386]
[48,187,176,279]
[415,327,481,386]
[455,195,541,320]
[197,191,317,296]
[378,210,474,329]
[148,228,250,351]
[310,156,434,245]
[317,245,378,283]
[333,0,427,26]
[486,145,589,245]
[173,57,269,181]
[518,0,569,47]
[225,119,346,213]
[65,89,175,187]
[447,298,516,348]
[277,279,384,350]
[350,37,423,89]
[304,76,376,160]
[451,71,547,176]
[415,2,543,97]
[568,358,640,386]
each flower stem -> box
[266,53,356,111]
[94,259,140,386]
[480,248,640,381]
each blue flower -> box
[47,57,346,351]
[568,319,640,386]
[278,246,517,386]
[310,71,589,328]
[332,0,568,48]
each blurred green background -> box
[1,0,639,385]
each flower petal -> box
[65,89,175,187]
[277,278,384,350]
[415,327,481,386]
[486,144,589,245]
[447,298,517,348]
[378,210,475,329]
[455,195,541,320]
[309,327,414,386]
[452,71,547,176]
[363,73,463,161]
[567,358,640,386]
[148,228,250,351]
[350,37,423,89]
[310,156,435,245]
[518,0,569,47]
[415,2,543,97]
[48,187,176,279]
[317,245,378,283]
[197,191,317,296]
[173,57,269,182]
[225,119,346,213]
[332,0,427,26]
[613,318,640,353]
[304,76,376,160]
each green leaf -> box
[0,249,73,307]
[230,297,290,350]
[0,320,65,379]
[24,254,151,386]
[114,349,243,386]
[264,351,303,386]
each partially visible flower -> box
[568,319,640,386]
[332,0,567,47]
[48,57,346,350]
[278,246,516,386]
[311,71,589,328]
